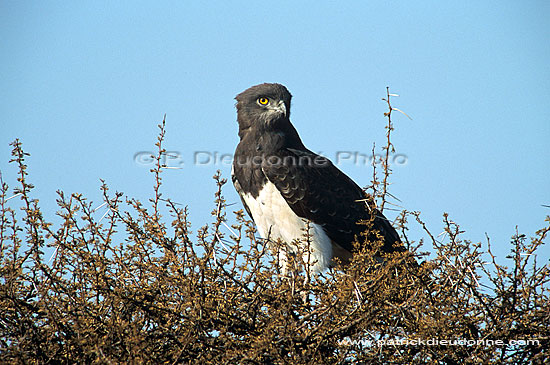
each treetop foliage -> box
[1,93,548,364]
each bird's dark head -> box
[235,83,292,134]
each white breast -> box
[241,181,332,273]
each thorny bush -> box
[1,94,549,364]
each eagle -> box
[231,83,405,273]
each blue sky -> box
[1,1,549,263]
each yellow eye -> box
[258,97,269,105]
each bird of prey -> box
[231,83,405,273]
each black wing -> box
[261,148,403,254]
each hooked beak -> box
[271,100,287,117]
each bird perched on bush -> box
[232,83,406,273]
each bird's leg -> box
[278,248,289,276]
[270,236,291,277]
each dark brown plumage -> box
[232,83,405,272]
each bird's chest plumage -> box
[241,181,304,242]
[232,129,333,272]
[232,131,281,197]
[234,176,333,272]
